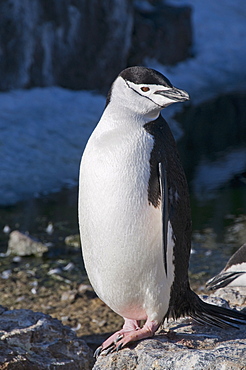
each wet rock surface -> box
[0,305,94,369]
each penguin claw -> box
[94,319,159,358]
[116,342,123,352]
[101,344,116,356]
[94,346,103,359]
[94,337,125,359]
[114,333,124,343]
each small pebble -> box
[45,242,54,247]
[92,318,107,327]
[3,225,11,234]
[61,290,76,301]
[71,323,81,332]
[16,296,25,302]
[1,270,12,279]
[45,222,54,235]
[65,235,81,248]
[30,280,38,287]
[48,268,62,275]
[78,284,93,294]
[12,256,22,263]
[31,287,37,295]
[0,253,7,257]
[26,270,36,276]
[61,316,69,322]
[63,262,75,271]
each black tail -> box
[206,271,244,291]
[167,289,246,329]
[188,290,246,329]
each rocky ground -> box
[1,239,245,355]
[0,209,245,356]
[0,249,123,352]
[94,310,246,370]
[0,235,223,353]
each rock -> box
[225,215,246,247]
[65,234,81,248]
[0,305,94,369]
[0,0,192,92]
[215,287,246,307]
[175,93,246,197]
[7,231,48,257]
[61,290,77,302]
[129,2,192,66]
[78,284,94,294]
[0,0,133,92]
[93,295,246,369]
[198,294,230,308]
[94,317,246,370]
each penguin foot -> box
[94,318,159,357]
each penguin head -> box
[106,66,189,118]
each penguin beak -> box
[154,87,190,102]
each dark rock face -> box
[176,92,246,192]
[129,2,192,66]
[0,0,192,92]
[0,0,133,92]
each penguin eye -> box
[141,87,150,92]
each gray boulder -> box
[94,317,246,370]
[0,306,94,369]
[94,295,246,370]
[215,287,246,307]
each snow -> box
[0,0,246,205]
[0,88,105,205]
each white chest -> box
[226,263,246,287]
[79,121,155,252]
[78,112,173,321]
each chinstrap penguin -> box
[78,66,246,356]
[206,243,246,290]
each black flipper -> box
[144,115,246,331]
[206,271,245,291]
[159,162,169,276]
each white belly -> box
[228,273,246,287]
[79,124,174,322]
[226,263,246,287]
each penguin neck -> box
[101,102,161,131]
